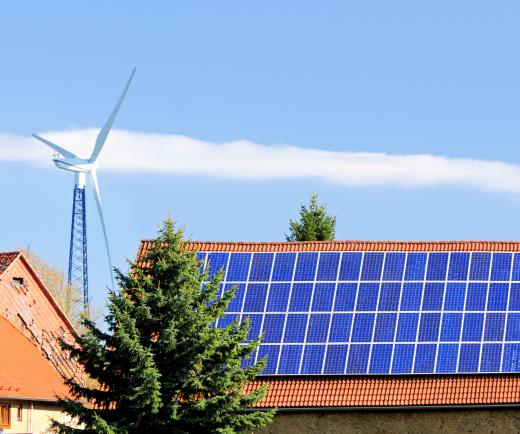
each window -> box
[17,403,22,421]
[12,277,24,287]
[11,277,28,295]
[0,403,10,428]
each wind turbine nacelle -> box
[53,158,93,173]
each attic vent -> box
[12,277,24,288]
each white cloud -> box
[1,129,520,194]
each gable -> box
[0,252,78,379]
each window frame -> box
[0,402,11,429]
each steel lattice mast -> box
[68,173,89,307]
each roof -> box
[0,251,76,334]
[136,239,520,408]
[0,315,69,401]
[138,240,520,255]
[247,375,520,408]
[0,250,79,380]
[0,251,20,275]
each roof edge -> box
[138,240,520,253]
[257,403,520,411]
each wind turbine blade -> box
[32,134,78,159]
[88,170,114,289]
[90,68,136,163]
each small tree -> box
[53,219,274,434]
[286,193,336,241]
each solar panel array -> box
[198,250,520,375]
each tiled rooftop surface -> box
[0,316,69,401]
[0,251,79,379]
[0,251,20,275]
[138,240,520,256]
[246,375,520,408]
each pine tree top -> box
[286,193,336,241]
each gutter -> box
[254,403,520,412]
[0,395,60,403]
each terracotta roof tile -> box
[137,240,520,258]
[0,316,68,401]
[0,251,20,276]
[246,375,520,408]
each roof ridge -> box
[139,239,520,243]
[137,240,520,254]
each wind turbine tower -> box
[33,69,135,309]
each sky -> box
[2,1,520,309]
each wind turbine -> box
[33,68,135,309]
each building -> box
[0,252,78,433]
[137,240,520,433]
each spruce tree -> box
[53,218,274,434]
[286,193,336,241]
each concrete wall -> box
[257,408,520,434]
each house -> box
[137,240,520,433]
[0,252,78,433]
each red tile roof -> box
[0,316,68,401]
[246,376,520,408]
[136,240,520,408]
[0,251,20,276]
[138,240,520,255]
[0,251,79,379]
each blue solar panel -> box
[301,345,325,374]
[227,253,251,281]
[266,283,291,311]
[262,314,285,343]
[339,253,362,280]
[311,283,335,311]
[317,252,340,281]
[294,252,318,281]
[249,253,274,281]
[200,250,520,375]
[307,314,330,342]
[324,345,348,373]
[271,253,296,281]
[405,253,427,280]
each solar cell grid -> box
[201,249,520,375]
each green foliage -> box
[286,193,336,241]
[53,218,275,434]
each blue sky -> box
[2,1,520,308]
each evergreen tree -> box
[286,193,336,241]
[53,218,274,434]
